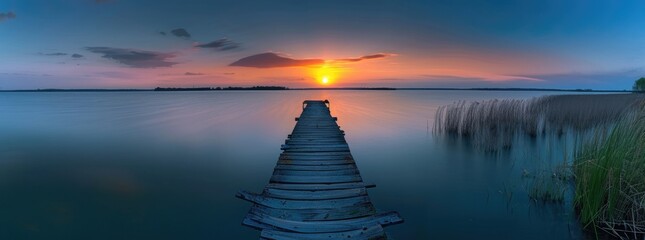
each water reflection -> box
[0,91,585,239]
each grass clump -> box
[574,102,645,239]
[525,163,572,203]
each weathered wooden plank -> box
[269,174,362,183]
[296,116,337,121]
[280,152,352,157]
[282,143,347,147]
[294,125,339,128]
[243,215,270,230]
[293,124,339,127]
[280,155,352,159]
[291,130,341,133]
[281,147,350,152]
[250,203,376,221]
[260,224,385,240]
[288,134,345,138]
[247,211,403,233]
[292,126,343,133]
[276,159,354,166]
[279,154,352,158]
[263,187,366,200]
[272,169,358,176]
[284,142,348,146]
[276,161,354,166]
[265,182,376,190]
[283,148,350,153]
[285,139,347,144]
[291,129,343,132]
[274,164,356,171]
[287,137,346,141]
[237,191,370,209]
[278,157,354,162]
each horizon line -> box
[0,87,637,93]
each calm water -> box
[0,90,587,239]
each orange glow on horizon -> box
[313,63,341,86]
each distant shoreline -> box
[0,87,638,93]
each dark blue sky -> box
[1,0,644,89]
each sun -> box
[321,76,330,85]
[313,64,338,86]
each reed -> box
[574,101,645,239]
[434,94,644,151]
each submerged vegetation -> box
[434,93,645,238]
[524,162,572,203]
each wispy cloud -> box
[230,52,324,68]
[0,12,17,22]
[422,73,542,82]
[40,52,86,59]
[85,47,177,68]
[333,53,393,63]
[41,52,68,56]
[184,72,205,76]
[170,28,191,38]
[194,39,240,51]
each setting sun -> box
[321,76,329,85]
[313,64,341,86]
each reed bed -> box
[434,94,645,151]
[574,101,645,239]
[435,93,645,238]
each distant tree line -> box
[154,86,289,91]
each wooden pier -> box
[237,100,403,239]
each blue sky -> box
[1,0,644,89]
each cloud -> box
[422,73,542,82]
[194,39,240,51]
[170,28,191,38]
[229,52,324,68]
[184,72,205,76]
[0,11,16,22]
[230,52,393,68]
[85,47,177,68]
[159,31,167,36]
[334,53,393,62]
[41,52,68,56]
[40,52,85,59]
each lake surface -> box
[0,90,588,239]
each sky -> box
[1,0,644,90]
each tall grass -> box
[574,101,645,239]
[434,94,644,151]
